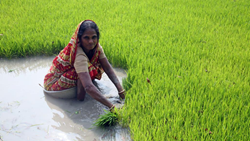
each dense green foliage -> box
[1,0,250,140]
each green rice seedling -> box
[94,110,118,127]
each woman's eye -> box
[84,36,89,39]
[92,36,97,39]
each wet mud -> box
[0,56,131,141]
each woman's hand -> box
[109,105,116,113]
[109,103,123,113]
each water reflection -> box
[0,56,54,75]
[0,56,131,141]
[44,76,131,141]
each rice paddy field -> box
[1,0,250,140]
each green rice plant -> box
[94,110,118,127]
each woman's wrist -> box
[116,84,123,93]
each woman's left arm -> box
[99,57,125,99]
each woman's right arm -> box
[77,72,114,109]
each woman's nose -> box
[89,39,93,43]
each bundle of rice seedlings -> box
[94,110,118,127]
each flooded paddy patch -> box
[0,56,131,141]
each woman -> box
[44,20,125,110]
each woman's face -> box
[80,28,98,53]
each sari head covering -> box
[44,20,104,91]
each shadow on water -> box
[0,56,131,141]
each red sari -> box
[44,21,104,91]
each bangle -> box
[118,89,125,94]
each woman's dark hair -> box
[78,20,100,40]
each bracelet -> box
[118,89,125,94]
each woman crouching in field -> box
[44,20,125,110]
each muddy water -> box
[0,56,131,141]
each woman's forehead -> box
[82,28,97,36]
